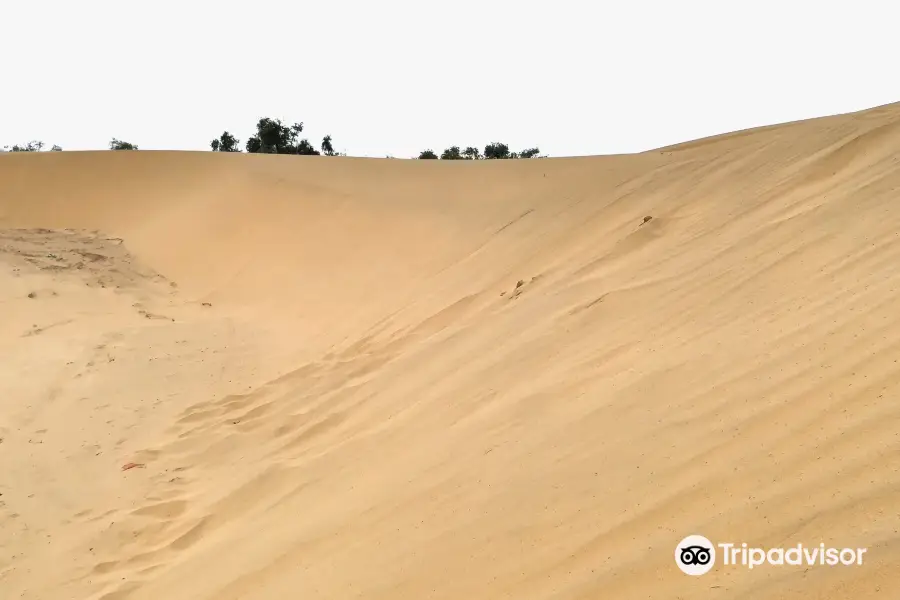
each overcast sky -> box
[3,1,899,158]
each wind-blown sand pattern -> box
[2,103,900,599]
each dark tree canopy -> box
[463,146,481,160]
[6,141,44,152]
[321,135,336,156]
[245,118,290,153]
[440,146,463,160]
[245,136,262,153]
[210,124,343,156]
[203,118,542,160]
[424,142,542,160]
[295,139,319,155]
[243,118,322,155]
[483,142,511,160]
[109,138,138,150]
[210,131,240,152]
[1,141,66,152]
[5,119,545,160]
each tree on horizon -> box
[321,135,336,156]
[440,146,463,160]
[242,118,323,155]
[463,146,481,160]
[210,131,241,152]
[4,141,45,152]
[422,142,542,160]
[4,119,545,158]
[109,138,138,150]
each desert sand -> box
[1,103,900,599]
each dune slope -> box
[2,103,900,599]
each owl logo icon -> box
[676,535,716,575]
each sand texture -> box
[2,104,900,599]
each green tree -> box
[463,146,481,160]
[295,139,320,155]
[109,138,138,150]
[480,142,541,159]
[418,149,438,159]
[7,141,44,152]
[245,118,320,155]
[245,136,262,153]
[483,142,511,159]
[210,131,240,152]
[440,146,463,160]
[321,135,336,156]
[3,141,68,152]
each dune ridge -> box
[2,102,900,599]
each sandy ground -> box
[2,103,900,599]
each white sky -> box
[3,0,899,158]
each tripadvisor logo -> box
[676,535,716,576]
[675,535,867,575]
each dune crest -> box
[2,103,900,599]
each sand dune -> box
[2,103,900,599]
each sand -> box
[1,103,899,599]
